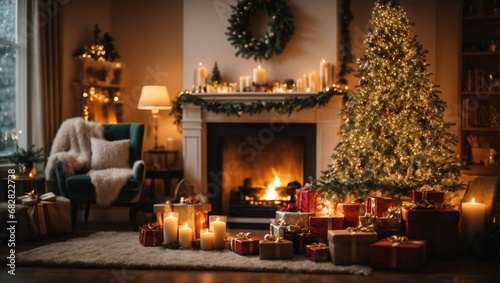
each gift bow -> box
[346,213,379,232]
[306,242,327,248]
[402,200,435,210]
[387,235,409,243]
[147,222,161,231]
[264,234,284,242]
[235,232,253,240]
[385,206,401,219]
[26,190,40,201]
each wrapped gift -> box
[284,231,321,255]
[376,217,401,239]
[229,232,255,252]
[259,235,294,260]
[402,208,459,259]
[139,223,163,247]
[26,197,72,237]
[235,235,261,255]
[338,203,360,228]
[193,203,211,238]
[270,223,286,238]
[412,189,445,206]
[306,243,330,262]
[365,197,396,217]
[328,229,378,265]
[309,216,344,243]
[370,236,428,270]
[275,211,311,230]
[295,189,317,213]
[153,202,173,226]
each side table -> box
[143,150,183,200]
[1,175,45,201]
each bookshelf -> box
[459,0,500,175]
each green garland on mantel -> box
[170,88,347,130]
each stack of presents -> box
[141,187,462,271]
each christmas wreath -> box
[225,0,294,61]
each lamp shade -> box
[137,85,172,110]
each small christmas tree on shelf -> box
[211,62,222,84]
[318,0,464,200]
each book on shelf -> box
[462,68,490,92]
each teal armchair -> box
[55,123,145,230]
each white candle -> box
[200,229,214,250]
[462,198,486,245]
[211,217,226,250]
[308,71,318,92]
[163,212,178,244]
[194,62,208,87]
[239,76,248,92]
[253,65,266,85]
[178,223,193,248]
[319,59,331,90]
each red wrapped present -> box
[412,189,445,206]
[306,243,330,262]
[376,217,401,239]
[236,236,261,255]
[295,189,318,213]
[309,216,344,243]
[139,223,163,247]
[339,203,360,228]
[370,236,428,270]
[402,208,459,259]
[366,197,396,217]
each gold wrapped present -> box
[328,229,378,265]
[259,235,293,260]
[275,211,311,230]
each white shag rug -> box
[18,232,372,276]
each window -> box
[0,0,27,157]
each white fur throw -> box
[45,117,104,192]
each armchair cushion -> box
[90,138,130,170]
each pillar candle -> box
[319,59,331,90]
[461,198,485,245]
[200,229,214,250]
[211,217,226,249]
[194,62,208,87]
[178,223,193,248]
[239,76,249,92]
[308,71,318,92]
[253,65,266,84]
[163,212,178,244]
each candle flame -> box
[199,62,202,66]
[472,198,475,204]
[206,229,209,233]
[184,223,188,228]
[258,65,261,70]
[217,217,219,222]
[170,212,173,217]
[322,59,326,63]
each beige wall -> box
[183,0,340,88]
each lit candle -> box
[178,223,193,249]
[253,65,266,85]
[308,71,318,92]
[194,62,208,87]
[163,212,178,244]
[211,217,226,249]
[319,59,331,90]
[200,229,214,250]
[461,198,486,245]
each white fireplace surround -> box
[182,92,345,194]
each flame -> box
[472,198,475,204]
[263,170,281,200]
[29,168,36,179]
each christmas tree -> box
[318,0,464,200]
[211,62,222,84]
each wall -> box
[183,0,340,88]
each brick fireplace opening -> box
[206,123,316,215]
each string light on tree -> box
[314,0,464,199]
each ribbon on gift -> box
[306,242,327,248]
[26,189,40,200]
[402,200,435,210]
[347,213,379,233]
[385,206,401,219]
[387,235,426,269]
[264,234,285,258]
[345,227,358,264]
[417,185,435,203]
[234,232,255,254]
[147,222,161,231]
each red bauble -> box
[386,108,395,115]
[360,100,368,107]
[357,162,366,170]
[402,31,409,38]
[392,55,400,61]
[360,79,368,86]
[418,118,426,125]
[416,65,425,72]
[431,93,439,99]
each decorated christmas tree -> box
[211,62,222,84]
[318,0,464,200]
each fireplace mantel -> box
[181,93,345,195]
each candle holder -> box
[252,82,269,92]
[163,212,179,244]
[209,215,227,250]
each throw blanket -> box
[45,117,137,206]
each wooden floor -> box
[1,220,499,283]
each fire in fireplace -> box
[206,123,316,215]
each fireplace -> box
[181,93,344,215]
[206,123,316,215]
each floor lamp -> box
[137,85,172,150]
